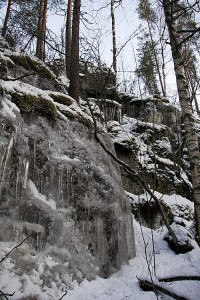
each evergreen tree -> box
[136,36,160,95]
[1,0,40,50]
[137,0,166,96]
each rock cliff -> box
[0,38,135,298]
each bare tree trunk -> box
[111,0,117,86]
[193,89,200,115]
[163,0,200,246]
[36,0,44,59]
[69,0,81,103]
[41,0,48,62]
[65,0,73,78]
[35,0,48,61]
[2,0,12,37]
[147,20,166,97]
[182,46,200,115]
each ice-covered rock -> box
[0,40,135,298]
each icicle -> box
[15,169,19,202]
[117,107,122,123]
[36,232,40,251]
[58,169,63,202]
[0,130,15,199]
[112,106,115,120]
[66,167,72,203]
[23,160,29,188]
[33,140,36,169]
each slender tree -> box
[162,0,200,245]
[136,36,160,95]
[137,0,166,96]
[111,0,117,85]
[2,0,12,37]
[1,0,40,50]
[36,0,44,58]
[65,0,73,78]
[182,45,200,115]
[69,0,81,103]
[36,0,48,61]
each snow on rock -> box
[108,115,192,199]
[126,190,194,229]
[58,218,200,300]
[0,50,135,300]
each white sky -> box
[46,0,177,96]
[0,0,178,97]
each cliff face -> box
[0,39,135,298]
[108,94,193,230]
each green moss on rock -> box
[0,58,7,73]
[11,92,58,119]
[57,107,94,128]
[0,56,14,74]
[9,54,55,80]
[49,93,73,106]
[76,112,94,128]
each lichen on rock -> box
[11,92,58,119]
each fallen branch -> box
[58,291,68,300]
[138,278,189,300]
[0,290,15,300]
[159,275,200,282]
[0,234,34,264]
[86,98,180,253]
[0,73,36,82]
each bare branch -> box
[0,73,36,81]
[159,275,200,282]
[179,26,200,45]
[0,234,35,264]
[58,291,68,300]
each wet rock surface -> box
[0,109,135,280]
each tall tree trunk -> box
[163,0,200,246]
[36,0,44,59]
[147,20,166,97]
[65,0,73,78]
[41,0,48,62]
[36,0,48,61]
[69,0,81,103]
[182,46,200,115]
[111,0,117,86]
[2,0,12,37]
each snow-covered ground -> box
[63,218,200,300]
[1,198,199,300]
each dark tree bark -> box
[162,0,200,246]
[35,0,48,61]
[111,0,117,86]
[2,0,12,37]
[41,0,48,61]
[69,0,81,103]
[65,0,73,78]
[36,0,44,59]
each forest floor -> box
[64,214,200,300]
